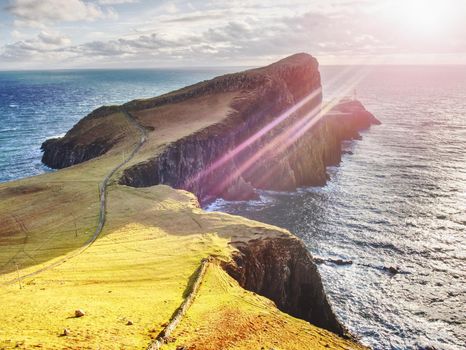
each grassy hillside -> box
[0,179,365,349]
[0,57,367,349]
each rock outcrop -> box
[224,235,346,336]
[41,137,115,169]
[41,106,123,169]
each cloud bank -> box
[1,0,465,69]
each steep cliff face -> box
[117,54,326,204]
[119,99,379,205]
[41,53,379,205]
[41,106,124,169]
[117,55,379,205]
[41,137,114,169]
[223,235,346,336]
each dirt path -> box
[2,109,147,285]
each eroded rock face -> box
[41,137,115,169]
[118,56,379,205]
[41,53,379,205]
[223,236,346,336]
[41,105,122,169]
[118,54,324,204]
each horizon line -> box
[1,63,466,73]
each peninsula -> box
[0,53,379,349]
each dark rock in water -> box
[417,345,438,350]
[222,176,259,201]
[331,259,353,266]
[313,257,353,266]
[385,266,400,274]
[342,150,353,155]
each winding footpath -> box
[3,109,209,349]
[2,109,147,285]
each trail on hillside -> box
[2,109,147,285]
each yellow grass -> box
[0,99,365,349]
[167,263,365,350]
[0,186,232,349]
[0,182,365,349]
[0,112,139,276]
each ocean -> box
[0,66,465,350]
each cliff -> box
[0,53,378,349]
[225,235,345,335]
[41,53,379,205]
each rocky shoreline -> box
[39,53,379,345]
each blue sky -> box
[0,0,465,69]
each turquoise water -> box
[0,68,233,182]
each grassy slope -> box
[0,100,365,349]
[168,263,363,350]
[0,112,139,276]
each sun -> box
[391,0,455,37]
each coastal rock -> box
[41,53,379,205]
[41,106,125,169]
[224,236,346,336]
[118,53,324,204]
[41,137,115,169]
[386,266,400,274]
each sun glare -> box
[391,0,455,37]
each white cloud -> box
[164,3,178,14]
[38,30,71,46]
[1,30,72,62]
[7,0,118,27]
[1,0,466,68]
[11,30,26,40]
[97,0,138,4]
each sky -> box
[0,0,465,70]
